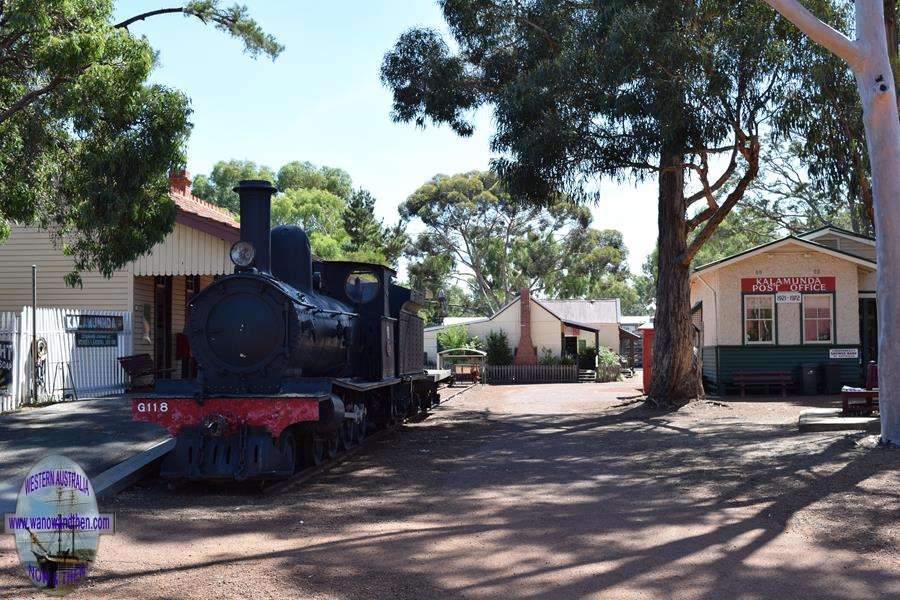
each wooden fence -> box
[484,364,579,385]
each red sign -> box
[741,276,835,293]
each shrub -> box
[485,330,513,365]
[436,325,481,352]
[596,347,620,368]
[538,347,558,365]
[559,354,576,366]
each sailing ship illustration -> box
[23,487,96,591]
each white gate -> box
[0,308,132,412]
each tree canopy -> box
[0,1,279,284]
[193,158,405,268]
[382,0,804,404]
[402,170,634,316]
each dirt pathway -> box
[1,382,897,599]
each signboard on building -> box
[741,277,835,293]
[829,348,859,360]
[775,292,802,303]
[65,314,124,332]
[0,341,12,390]
[75,332,118,348]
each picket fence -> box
[483,364,579,385]
[0,308,132,412]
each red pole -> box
[640,325,654,394]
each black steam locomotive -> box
[133,180,439,480]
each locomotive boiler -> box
[133,180,440,480]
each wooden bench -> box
[842,362,879,415]
[117,354,176,389]
[732,371,792,398]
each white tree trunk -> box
[765,0,900,443]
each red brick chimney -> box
[514,288,538,365]
[169,169,191,197]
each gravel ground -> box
[1,380,897,599]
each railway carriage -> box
[133,180,442,480]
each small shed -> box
[437,348,487,383]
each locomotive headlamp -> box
[230,241,256,267]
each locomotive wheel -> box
[278,431,298,473]
[325,435,339,459]
[338,420,355,451]
[302,434,325,467]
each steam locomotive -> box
[133,180,439,480]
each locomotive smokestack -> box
[234,180,277,273]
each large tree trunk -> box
[855,2,900,443]
[648,147,704,407]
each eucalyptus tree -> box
[762,1,900,443]
[401,170,627,316]
[382,1,798,406]
[0,1,280,283]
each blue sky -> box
[117,1,659,273]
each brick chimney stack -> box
[514,288,538,364]
[169,169,191,197]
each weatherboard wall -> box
[713,244,862,346]
[702,345,863,392]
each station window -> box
[744,295,774,344]
[803,294,833,343]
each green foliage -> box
[342,189,408,268]
[630,251,658,316]
[193,159,406,267]
[596,347,620,368]
[537,347,574,366]
[403,170,631,315]
[0,0,278,284]
[182,1,283,59]
[271,188,348,258]
[484,330,513,366]
[436,324,482,352]
[538,348,555,366]
[191,160,276,213]
[762,1,874,236]
[382,1,793,202]
[277,161,352,200]
[690,209,780,267]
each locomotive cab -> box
[319,261,397,381]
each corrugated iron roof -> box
[538,298,621,324]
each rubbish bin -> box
[801,363,819,395]
[822,362,842,394]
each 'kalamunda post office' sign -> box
[741,277,835,293]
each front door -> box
[154,276,172,377]
[859,298,877,374]
[564,336,578,359]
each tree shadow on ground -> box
[2,392,896,599]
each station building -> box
[690,226,878,394]
[0,171,238,381]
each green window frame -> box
[802,294,834,344]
